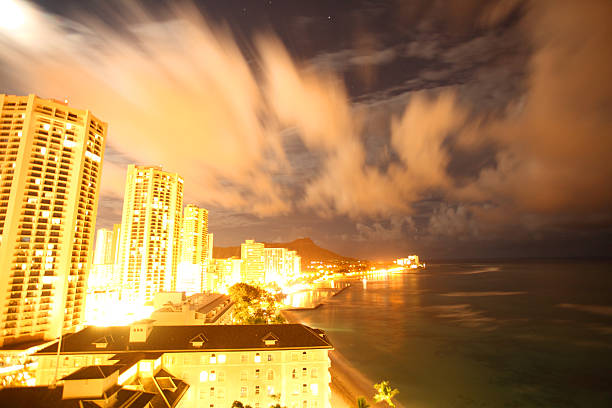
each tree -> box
[356,397,370,408]
[373,381,399,408]
[228,283,285,324]
[231,402,244,408]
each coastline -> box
[283,309,404,408]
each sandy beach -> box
[283,310,404,408]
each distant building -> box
[34,321,333,408]
[88,224,121,290]
[213,257,242,290]
[150,292,233,325]
[177,205,209,295]
[241,239,265,284]
[117,165,183,303]
[207,233,213,262]
[395,255,420,268]
[0,94,107,346]
[264,247,301,285]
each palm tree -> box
[356,396,370,408]
[373,381,399,408]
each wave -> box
[440,291,527,297]
[557,303,612,317]
[451,266,502,275]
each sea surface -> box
[292,260,612,408]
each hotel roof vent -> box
[189,333,208,348]
[262,332,279,346]
[92,335,114,349]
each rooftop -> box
[36,324,332,355]
[62,365,118,380]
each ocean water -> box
[293,260,612,408]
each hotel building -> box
[177,204,209,295]
[88,224,121,290]
[264,248,302,285]
[34,321,333,408]
[241,239,265,284]
[117,165,183,304]
[0,94,106,347]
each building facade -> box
[213,257,242,291]
[241,239,265,284]
[34,322,333,408]
[117,165,183,304]
[89,224,121,290]
[177,204,209,295]
[0,94,106,346]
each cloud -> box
[457,0,612,216]
[355,216,415,242]
[0,0,609,253]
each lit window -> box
[218,354,226,363]
[255,385,260,395]
[311,384,319,395]
[311,368,318,378]
[240,387,247,398]
[302,384,307,393]
[209,371,216,381]
[66,123,72,130]
[43,124,50,131]
[254,353,261,363]
[255,369,260,379]
[40,147,46,155]
[200,371,208,382]
[210,354,216,364]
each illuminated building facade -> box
[0,94,106,346]
[395,255,420,268]
[117,165,183,304]
[177,204,209,295]
[264,247,287,284]
[241,239,265,284]
[264,248,302,285]
[34,322,333,408]
[213,257,242,290]
[88,224,120,290]
[207,232,213,262]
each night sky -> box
[1,0,610,260]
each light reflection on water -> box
[293,261,612,407]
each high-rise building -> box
[287,250,302,280]
[88,224,121,290]
[207,233,213,262]
[213,257,242,290]
[177,205,209,295]
[240,239,265,284]
[92,228,112,265]
[264,248,301,285]
[0,94,106,346]
[117,165,183,304]
[264,247,287,284]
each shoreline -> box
[283,309,404,408]
[283,284,351,311]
